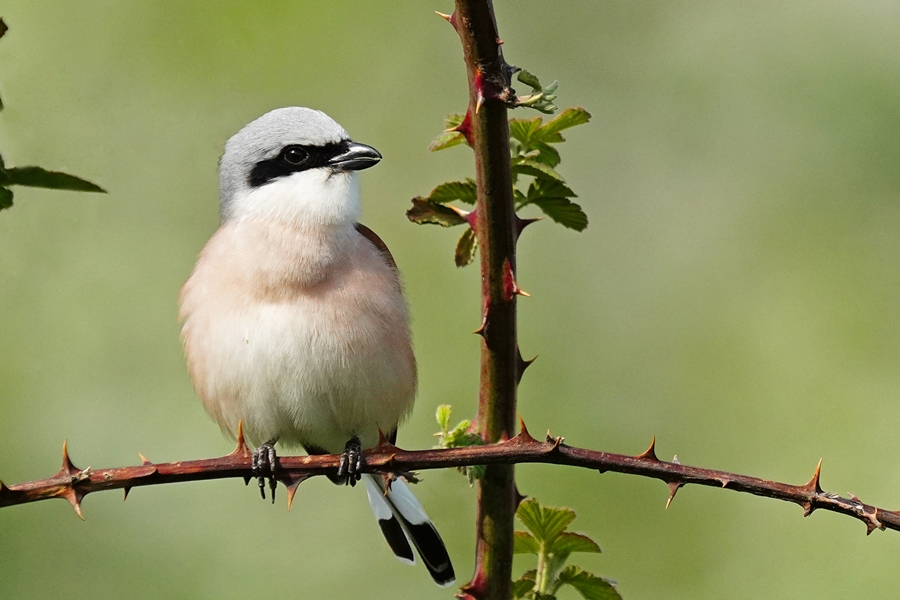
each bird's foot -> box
[251,441,278,503]
[337,436,363,487]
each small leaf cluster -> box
[0,18,105,212]
[513,498,621,600]
[408,100,591,266]
[434,405,485,484]
[515,69,559,114]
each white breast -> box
[180,218,416,452]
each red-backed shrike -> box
[179,107,454,586]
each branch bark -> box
[447,1,521,598]
[2,426,897,537]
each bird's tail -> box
[364,474,455,587]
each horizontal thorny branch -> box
[1,420,897,535]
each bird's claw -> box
[337,436,363,486]
[251,441,278,503]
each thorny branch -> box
[2,420,898,536]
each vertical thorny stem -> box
[451,1,519,598]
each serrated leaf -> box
[454,227,477,267]
[428,179,477,204]
[430,130,466,152]
[436,405,452,432]
[444,113,465,129]
[512,578,535,600]
[512,158,563,181]
[557,566,621,600]
[514,531,540,555]
[5,166,106,193]
[526,178,576,203]
[531,142,561,167]
[550,532,601,556]
[538,107,591,139]
[509,117,543,146]
[517,69,542,91]
[516,498,577,544]
[0,187,13,210]
[530,197,588,231]
[407,198,467,227]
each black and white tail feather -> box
[364,474,456,587]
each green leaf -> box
[512,570,537,600]
[538,107,591,139]
[531,142,561,168]
[406,198,467,227]
[428,179,477,204]
[526,178,577,203]
[515,70,559,114]
[514,531,540,555]
[435,405,452,433]
[509,117,543,146]
[551,532,601,556]
[0,187,13,210]
[454,227,477,267]
[557,566,621,600]
[517,69,542,91]
[516,498,577,544]
[429,113,469,152]
[5,166,106,193]
[512,158,563,182]
[530,197,588,231]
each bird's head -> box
[218,107,381,226]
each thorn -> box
[243,476,251,486]
[138,453,152,466]
[63,488,85,520]
[802,502,815,517]
[282,474,310,511]
[514,215,540,241]
[672,455,680,464]
[635,437,660,462]
[123,487,131,501]
[475,93,484,115]
[514,416,536,443]
[802,458,824,495]
[544,430,565,450]
[718,477,731,488]
[864,508,884,535]
[434,10,457,29]
[449,109,473,146]
[445,203,472,222]
[516,349,536,384]
[464,207,478,230]
[374,429,398,453]
[60,440,79,476]
[473,315,487,338]
[502,258,525,302]
[514,485,527,511]
[665,481,682,510]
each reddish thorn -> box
[635,436,660,462]
[434,10,457,29]
[718,477,731,488]
[665,481,682,510]
[449,109,474,146]
[464,207,478,231]
[123,487,131,501]
[445,203,472,223]
[802,458,824,494]
[515,415,536,443]
[60,440,79,476]
[281,474,311,511]
[497,38,504,45]
[473,313,487,338]
[138,453,152,466]
[802,502,815,517]
[501,258,522,302]
[63,488,85,520]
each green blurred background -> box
[2,1,899,598]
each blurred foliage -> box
[512,498,620,600]
[408,106,591,266]
[0,18,105,211]
[435,404,485,484]
[2,1,900,599]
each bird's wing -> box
[355,223,398,271]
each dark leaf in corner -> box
[5,167,106,193]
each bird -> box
[179,107,455,587]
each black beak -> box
[329,142,382,171]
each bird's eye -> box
[282,146,308,165]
